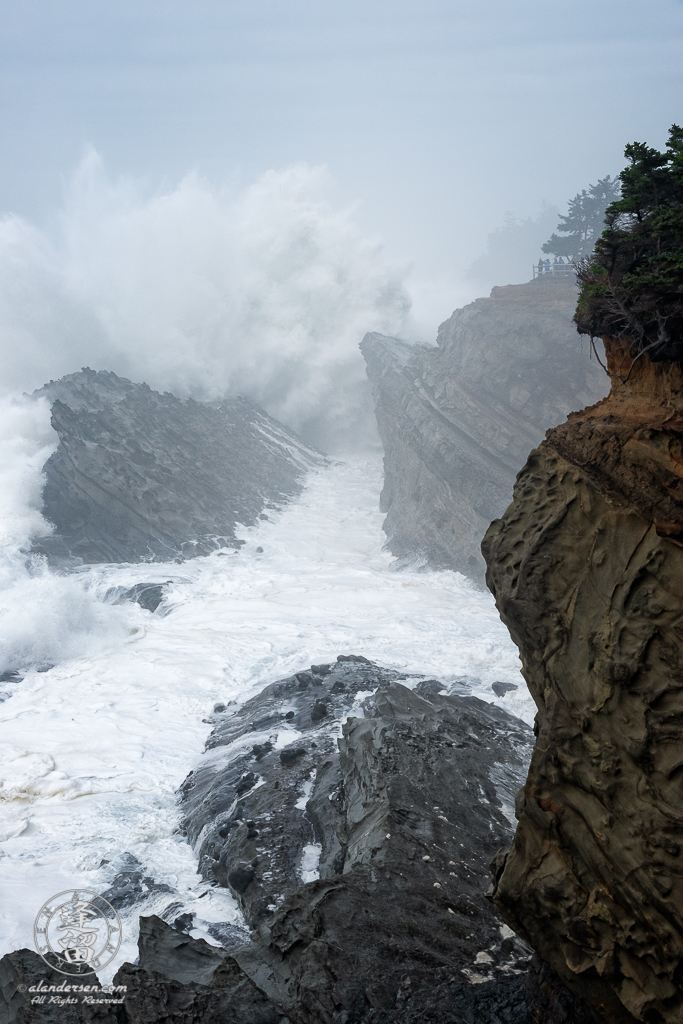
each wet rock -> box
[180,656,534,1022]
[0,948,117,1024]
[413,679,445,697]
[0,920,284,1024]
[309,700,328,722]
[227,868,256,894]
[105,582,171,612]
[181,657,416,925]
[0,670,22,683]
[483,339,683,1022]
[0,670,23,704]
[136,915,226,986]
[356,953,594,1024]
[171,913,194,934]
[252,742,273,761]
[99,853,174,911]
[32,368,325,565]
[279,748,306,766]
[491,681,517,697]
[114,917,285,1024]
[234,681,533,1023]
[2,657,544,1024]
[355,972,529,1023]
[361,278,608,579]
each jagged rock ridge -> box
[483,338,683,1023]
[32,369,325,565]
[2,657,551,1024]
[180,657,534,1022]
[361,277,608,578]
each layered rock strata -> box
[32,369,325,565]
[0,926,591,1024]
[361,277,608,578]
[1,657,540,1024]
[181,656,533,1021]
[483,340,683,1022]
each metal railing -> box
[532,262,576,279]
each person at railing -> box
[534,255,574,277]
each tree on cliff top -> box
[574,124,683,363]
[542,176,620,262]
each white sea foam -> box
[0,397,133,681]
[0,454,531,979]
[300,843,323,884]
[0,395,56,552]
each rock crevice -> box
[362,278,608,578]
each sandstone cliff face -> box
[483,340,683,1023]
[33,369,324,565]
[361,278,608,579]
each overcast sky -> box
[1,0,682,330]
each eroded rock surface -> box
[0,949,117,1024]
[1,657,539,1024]
[32,369,325,565]
[181,656,533,1022]
[483,340,683,1022]
[361,277,608,578]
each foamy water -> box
[0,434,532,978]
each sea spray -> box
[0,156,411,451]
[0,454,531,978]
[0,395,131,678]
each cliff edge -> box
[361,277,608,579]
[483,339,683,1023]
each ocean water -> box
[0,401,533,979]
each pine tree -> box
[542,176,621,262]
[575,125,683,362]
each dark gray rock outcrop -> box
[5,656,594,1024]
[361,277,609,579]
[0,938,283,1024]
[179,656,534,1021]
[115,916,532,1024]
[0,948,119,1024]
[1,923,590,1024]
[32,369,325,565]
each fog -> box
[1,0,682,983]
[0,0,682,446]
[2,3,682,265]
[0,151,410,450]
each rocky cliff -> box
[32,369,325,565]
[483,339,683,1022]
[179,657,535,1023]
[361,277,608,579]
